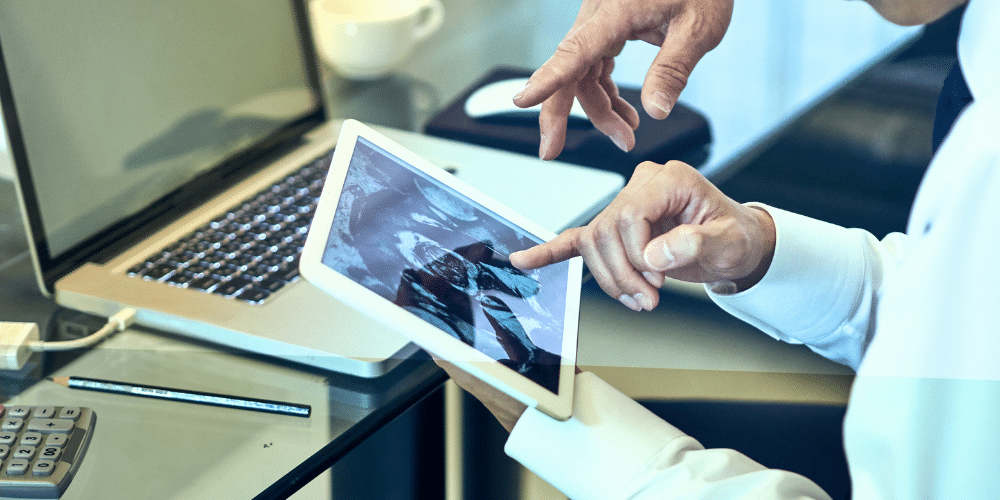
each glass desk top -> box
[0,248,446,499]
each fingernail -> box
[618,294,642,312]
[539,133,550,159]
[651,91,673,119]
[610,130,629,153]
[644,241,675,271]
[514,80,530,101]
[633,292,653,311]
[643,271,663,288]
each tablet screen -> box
[321,137,569,394]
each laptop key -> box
[165,272,196,287]
[142,263,176,281]
[183,262,212,277]
[237,287,271,304]
[214,276,254,297]
[211,263,241,279]
[273,262,300,283]
[127,262,151,276]
[243,264,273,280]
[189,276,222,291]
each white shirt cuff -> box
[706,204,867,346]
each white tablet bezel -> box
[301,119,581,421]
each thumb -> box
[643,225,703,271]
[644,218,757,283]
[641,8,732,120]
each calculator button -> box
[35,406,56,418]
[27,418,75,434]
[0,405,94,497]
[19,431,42,447]
[32,459,56,476]
[7,406,30,418]
[13,445,35,460]
[2,417,23,432]
[6,458,29,475]
[44,433,68,448]
[58,407,81,420]
[39,446,62,461]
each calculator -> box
[0,405,95,499]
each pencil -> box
[48,376,311,418]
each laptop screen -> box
[0,1,317,265]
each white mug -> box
[309,0,444,80]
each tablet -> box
[301,120,581,421]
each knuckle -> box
[576,224,597,247]
[674,224,700,243]
[663,159,694,174]
[591,220,617,246]
[647,59,691,91]
[657,161,699,188]
[664,158,686,168]
[632,160,662,178]
[556,33,590,61]
[615,203,642,229]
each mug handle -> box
[412,0,444,42]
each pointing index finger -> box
[513,16,625,109]
[509,227,583,270]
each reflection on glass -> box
[322,138,567,394]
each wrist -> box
[731,205,775,292]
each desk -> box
[0,249,449,500]
[1,1,925,499]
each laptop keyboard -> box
[127,151,332,304]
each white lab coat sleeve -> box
[707,204,907,370]
[505,372,832,500]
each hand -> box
[513,0,733,160]
[510,161,775,311]
[434,356,527,433]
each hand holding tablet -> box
[301,120,583,420]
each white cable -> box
[29,308,138,352]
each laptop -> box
[0,0,623,377]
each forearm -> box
[506,372,832,500]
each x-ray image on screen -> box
[321,138,568,394]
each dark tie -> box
[932,61,973,154]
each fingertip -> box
[600,122,635,153]
[645,228,700,271]
[619,288,658,312]
[538,133,550,160]
[643,90,674,120]
[508,250,528,269]
[643,239,673,271]
[538,104,569,160]
[642,271,664,288]
[512,80,531,104]
[539,132,565,161]
[509,249,541,270]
